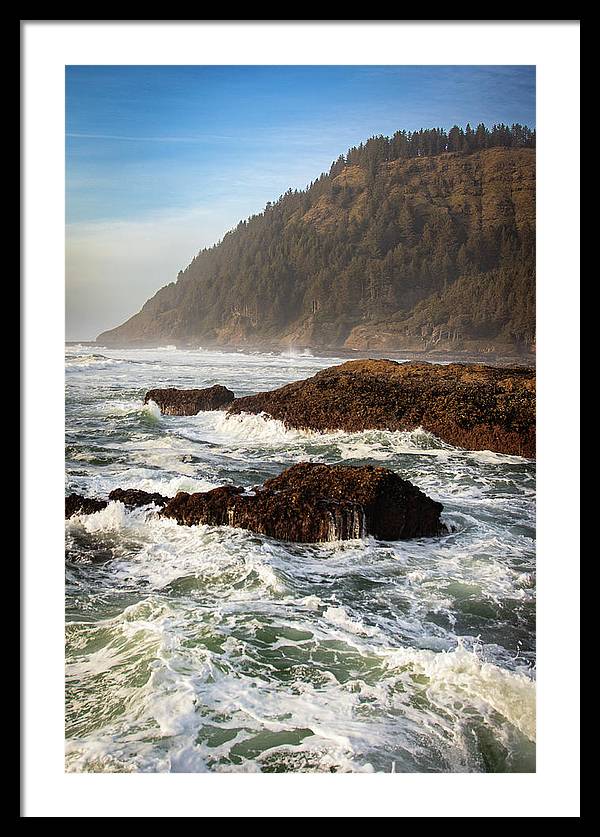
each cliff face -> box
[98,145,535,354]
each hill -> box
[98,123,535,355]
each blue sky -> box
[66,65,535,339]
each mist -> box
[65,207,235,341]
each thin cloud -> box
[67,132,235,143]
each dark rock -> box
[145,384,235,415]
[108,488,168,508]
[228,360,535,458]
[65,464,446,542]
[160,463,446,542]
[65,493,108,519]
[160,485,245,526]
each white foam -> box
[68,500,129,532]
[143,400,162,421]
[66,355,127,371]
[383,643,536,742]
[193,411,451,456]
[209,411,306,444]
[296,595,324,611]
[323,605,379,637]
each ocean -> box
[65,344,536,773]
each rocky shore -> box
[145,360,535,457]
[65,463,447,543]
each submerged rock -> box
[144,384,235,415]
[228,360,535,458]
[160,463,446,542]
[108,488,168,508]
[65,493,107,518]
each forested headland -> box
[98,123,536,356]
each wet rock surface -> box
[228,360,535,458]
[65,494,108,518]
[144,384,235,416]
[108,488,168,508]
[161,463,446,542]
[65,463,447,542]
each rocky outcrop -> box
[64,463,447,542]
[228,360,535,458]
[144,384,235,416]
[160,463,446,542]
[108,488,168,508]
[65,494,108,518]
[65,489,167,518]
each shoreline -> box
[67,340,536,368]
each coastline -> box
[67,339,536,368]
